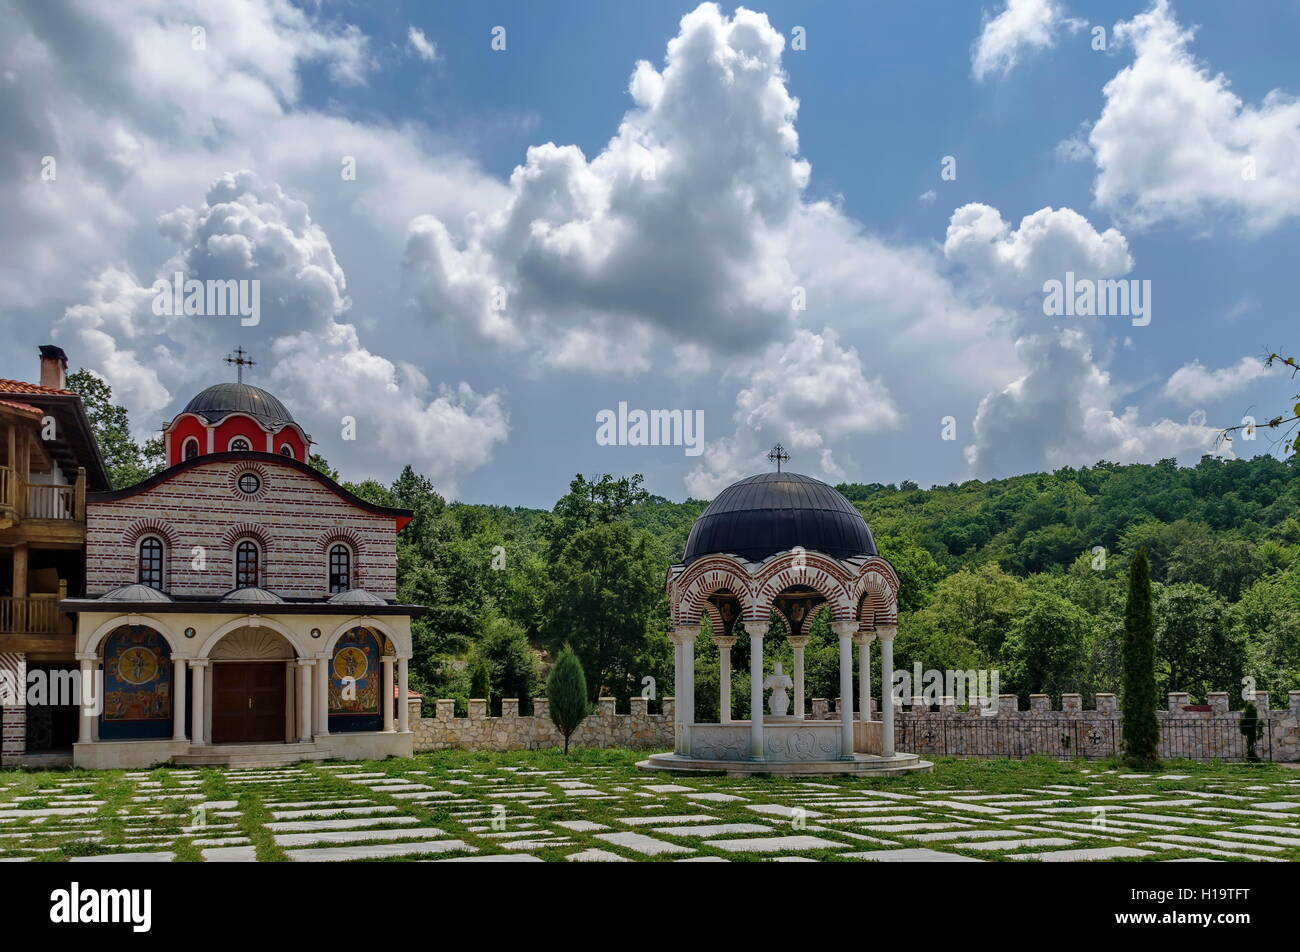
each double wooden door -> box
[211,662,286,743]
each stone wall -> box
[411,697,674,751]
[410,690,1300,762]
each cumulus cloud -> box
[972,0,1083,80]
[53,171,508,495]
[943,202,1222,475]
[1163,356,1269,404]
[1089,0,1300,232]
[685,328,900,498]
[968,329,1223,476]
[401,3,809,358]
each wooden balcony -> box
[0,592,70,636]
[0,467,85,544]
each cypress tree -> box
[1122,549,1160,769]
[547,644,590,754]
[1239,701,1263,762]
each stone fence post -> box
[1029,694,1049,713]
[1207,693,1229,715]
[1095,693,1117,714]
[629,697,648,717]
[532,697,549,720]
[1167,692,1190,712]
[435,699,456,719]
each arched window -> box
[279,444,295,459]
[229,437,251,452]
[329,544,351,594]
[235,540,260,588]
[138,537,164,590]
[182,438,199,460]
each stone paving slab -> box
[843,848,986,862]
[286,840,474,861]
[708,835,846,853]
[594,831,693,855]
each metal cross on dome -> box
[767,443,790,472]
[224,346,255,384]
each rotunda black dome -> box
[182,383,294,426]
[681,471,877,565]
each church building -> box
[55,348,421,768]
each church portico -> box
[67,602,418,768]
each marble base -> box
[636,751,933,777]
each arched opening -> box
[100,625,173,740]
[328,627,384,733]
[182,437,200,460]
[207,626,296,744]
[328,543,352,593]
[138,536,165,590]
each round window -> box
[237,472,261,494]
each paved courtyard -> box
[1,754,1297,862]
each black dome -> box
[682,471,877,565]
[182,383,294,426]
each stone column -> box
[749,625,765,760]
[832,621,857,759]
[681,628,696,731]
[381,656,395,732]
[315,656,331,735]
[878,625,897,757]
[713,635,736,723]
[787,635,809,719]
[172,659,188,741]
[854,631,875,722]
[297,658,314,742]
[190,660,208,746]
[77,656,95,744]
[398,658,410,732]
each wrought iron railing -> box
[898,717,1272,762]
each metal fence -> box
[898,717,1273,762]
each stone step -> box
[172,743,331,767]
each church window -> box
[229,437,251,452]
[237,472,261,494]
[139,537,164,590]
[182,438,199,460]
[235,540,260,588]
[279,444,294,459]
[329,544,351,593]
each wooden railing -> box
[0,594,64,634]
[25,483,77,520]
[0,465,14,515]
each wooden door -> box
[211,662,286,743]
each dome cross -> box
[224,346,256,384]
[767,442,790,472]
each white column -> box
[879,626,897,757]
[381,656,395,732]
[681,630,695,731]
[855,632,875,722]
[749,627,764,760]
[397,658,410,732]
[297,658,313,742]
[77,656,95,744]
[670,633,684,753]
[833,621,856,759]
[172,659,188,741]
[788,635,809,718]
[713,635,735,723]
[190,660,208,746]
[316,656,331,735]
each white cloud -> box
[1163,356,1269,404]
[407,26,437,62]
[972,0,1082,81]
[686,327,901,498]
[1089,0,1300,232]
[52,170,508,495]
[967,329,1224,476]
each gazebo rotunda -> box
[640,463,932,775]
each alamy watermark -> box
[151,272,260,326]
[0,668,102,714]
[888,664,1001,715]
[1042,271,1151,327]
[595,402,704,456]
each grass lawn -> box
[1,750,1297,862]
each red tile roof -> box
[0,399,43,416]
[0,377,76,396]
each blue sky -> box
[2,0,1299,507]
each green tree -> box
[538,520,663,701]
[1002,591,1091,701]
[1122,549,1160,769]
[1155,583,1244,700]
[547,644,589,754]
[1239,700,1263,762]
[542,473,649,557]
[65,369,164,488]
[470,610,540,711]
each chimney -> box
[38,345,68,390]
